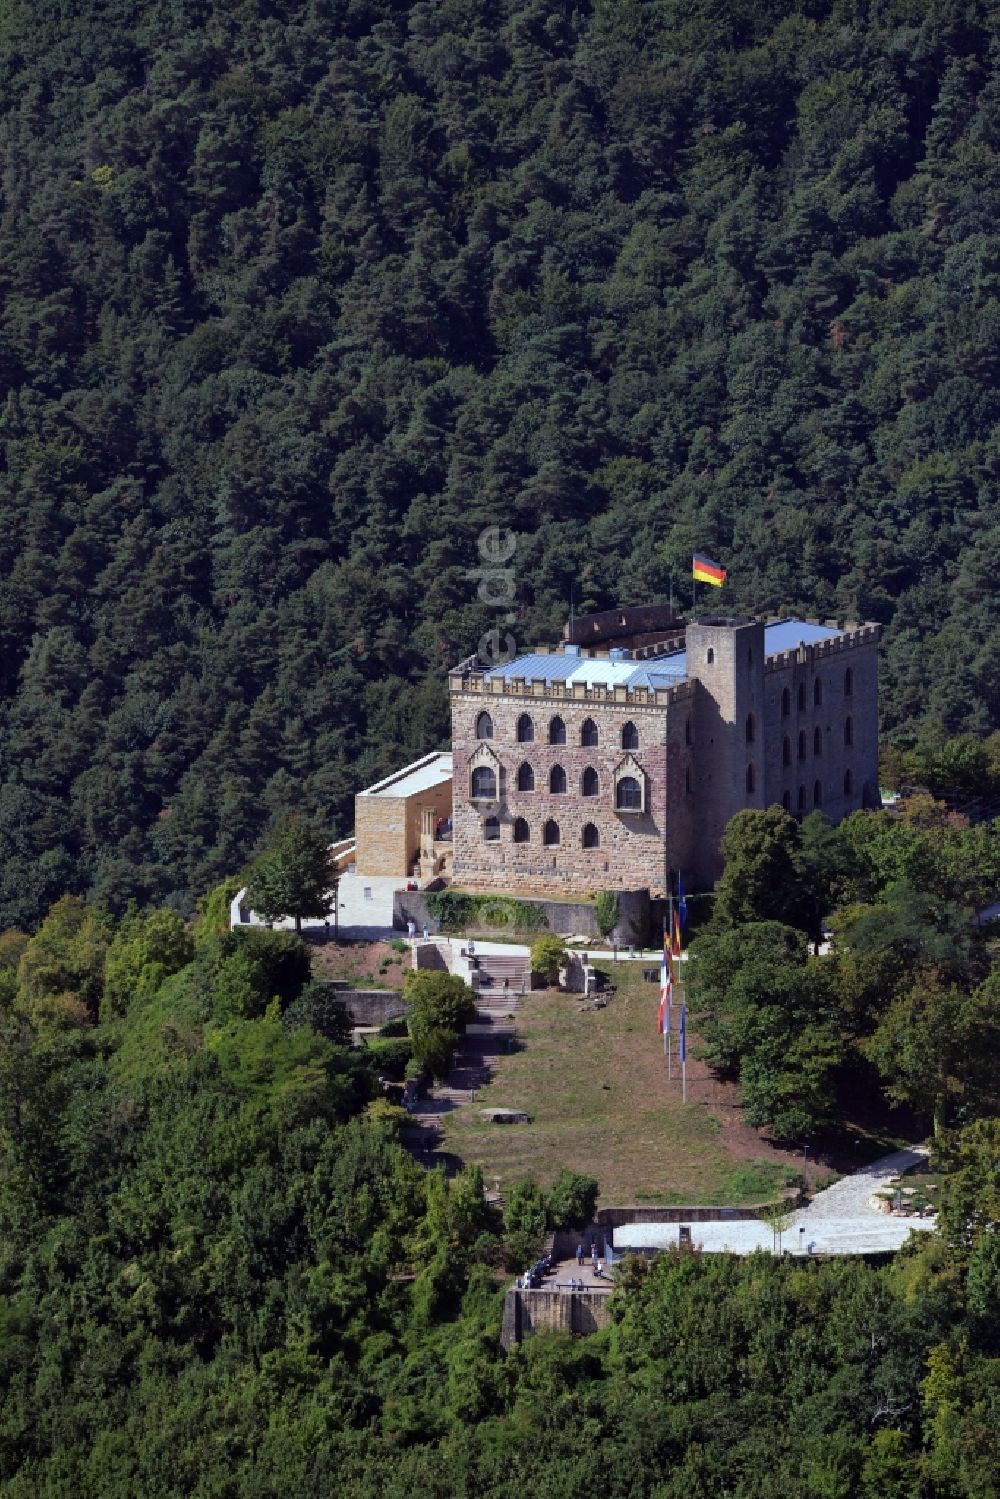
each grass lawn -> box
[442,960,801,1206]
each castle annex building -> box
[449,611,880,895]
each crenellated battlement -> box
[448,669,694,710]
[764,621,880,673]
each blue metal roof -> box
[763,620,840,654]
[488,621,843,690]
[490,653,579,683]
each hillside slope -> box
[0,0,997,924]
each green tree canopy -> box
[245,819,336,933]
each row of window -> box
[780,668,853,717]
[476,711,640,750]
[776,718,854,761]
[472,764,642,809]
[770,770,855,810]
[482,816,601,848]
[749,766,856,797]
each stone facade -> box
[353,753,453,878]
[449,615,880,894]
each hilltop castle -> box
[447,608,880,895]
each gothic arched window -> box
[471,766,496,800]
[616,776,642,811]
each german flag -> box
[671,907,682,959]
[692,553,726,587]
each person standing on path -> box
[591,1242,598,1269]
[576,1243,584,1269]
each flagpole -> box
[666,895,673,1082]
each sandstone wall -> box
[500,1288,613,1348]
[355,778,453,877]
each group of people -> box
[576,1240,608,1279]
[516,1252,554,1290]
[405,919,430,940]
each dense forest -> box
[0,0,997,925]
[0,885,998,1497]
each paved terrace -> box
[613,1147,935,1258]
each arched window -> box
[844,715,853,747]
[782,687,790,718]
[513,817,530,843]
[782,790,791,811]
[471,766,496,800]
[548,716,566,745]
[814,726,822,756]
[685,716,692,746]
[549,764,567,794]
[476,711,493,740]
[814,678,822,707]
[517,762,534,792]
[581,767,599,796]
[707,648,715,664]
[685,766,692,794]
[814,779,822,807]
[746,763,755,793]
[543,819,560,846]
[581,718,599,747]
[798,785,806,811]
[745,712,756,744]
[616,776,642,811]
[483,816,500,842]
[783,735,791,767]
[844,667,853,697]
[621,721,639,750]
[843,769,854,797]
[516,713,534,743]
[798,730,806,761]
[582,823,599,849]
[797,682,806,711]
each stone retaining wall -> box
[500,1288,613,1348]
[322,982,407,1027]
[393,887,650,944]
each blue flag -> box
[678,872,688,930]
[678,1004,687,1064]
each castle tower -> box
[686,616,766,884]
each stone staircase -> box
[471,952,531,995]
[403,985,522,1171]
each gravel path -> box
[799,1145,929,1220]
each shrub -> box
[404,970,476,1032]
[503,1178,548,1268]
[546,1169,599,1230]
[411,1023,458,1080]
[530,935,567,986]
[594,891,620,940]
[282,979,352,1044]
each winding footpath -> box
[615,1146,936,1257]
